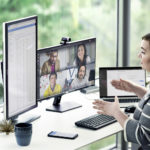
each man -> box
[44,72,62,98]
[41,50,60,76]
[71,65,88,89]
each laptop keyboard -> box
[103,97,140,103]
[75,114,116,130]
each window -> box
[130,0,150,66]
[0,0,117,148]
[0,0,117,105]
[0,0,117,68]
[37,0,117,71]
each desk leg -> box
[116,131,128,150]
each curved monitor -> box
[3,16,38,121]
[37,38,96,112]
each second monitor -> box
[37,37,96,112]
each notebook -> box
[99,67,146,107]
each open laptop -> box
[99,67,146,107]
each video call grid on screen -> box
[99,67,146,97]
[37,38,96,100]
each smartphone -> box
[47,131,78,139]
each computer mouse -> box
[124,105,136,113]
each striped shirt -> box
[124,91,150,150]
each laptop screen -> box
[99,67,146,98]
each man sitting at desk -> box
[71,65,88,89]
[44,72,62,97]
[41,50,60,76]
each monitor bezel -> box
[37,37,96,102]
[99,66,146,98]
[3,15,38,120]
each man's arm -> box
[41,62,48,76]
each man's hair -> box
[50,50,58,56]
[46,50,58,57]
[49,72,57,80]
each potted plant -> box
[0,120,14,135]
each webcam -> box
[60,37,71,45]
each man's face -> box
[78,66,86,80]
[50,74,56,87]
[138,39,150,72]
[50,52,58,64]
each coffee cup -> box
[15,123,32,146]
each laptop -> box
[99,67,146,107]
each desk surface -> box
[0,91,123,150]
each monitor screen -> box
[3,16,38,120]
[99,67,146,98]
[37,38,96,112]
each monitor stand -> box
[11,113,41,124]
[46,95,82,113]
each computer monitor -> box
[3,16,40,122]
[37,38,96,112]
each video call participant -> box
[71,65,88,89]
[93,33,150,150]
[41,50,60,76]
[44,72,62,98]
[73,44,91,66]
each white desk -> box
[0,91,123,150]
